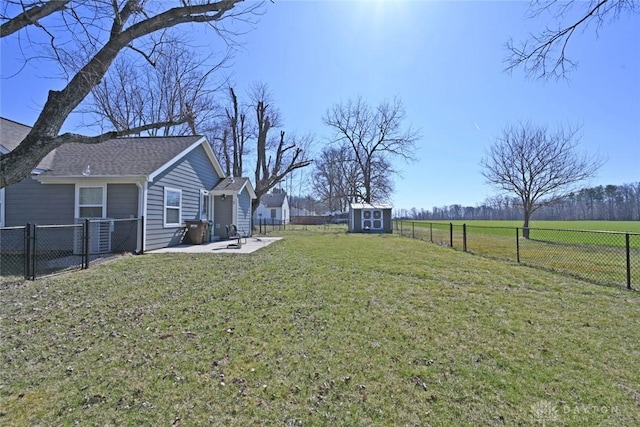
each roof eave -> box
[36,175,148,184]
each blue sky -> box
[1,1,639,210]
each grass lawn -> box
[2,231,639,425]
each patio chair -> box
[225,224,246,247]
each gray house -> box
[348,202,393,233]
[0,117,255,251]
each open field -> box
[1,231,639,426]
[396,220,640,288]
[408,220,640,233]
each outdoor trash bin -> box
[184,220,208,244]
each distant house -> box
[348,202,393,233]
[254,192,290,224]
[0,117,255,251]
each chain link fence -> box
[254,218,347,234]
[0,226,26,285]
[1,218,142,285]
[395,221,640,290]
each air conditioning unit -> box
[74,219,113,254]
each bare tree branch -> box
[0,0,71,37]
[505,0,638,80]
[1,0,264,188]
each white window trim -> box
[164,187,182,227]
[75,184,107,218]
[199,189,210,220]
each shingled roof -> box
[260,192,287,208]
[0,117,55,170]
[40,136,204,177]
[212,177,256,199]
[1,118,208,178]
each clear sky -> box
[1,1,639,211]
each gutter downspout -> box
[136,179,148,253]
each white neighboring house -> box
[255,192,290,224]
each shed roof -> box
[350,202,393,210]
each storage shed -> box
[348,203,393,233]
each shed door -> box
[362,209,383,231]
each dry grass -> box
[1,231,639,425]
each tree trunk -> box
[522,209,531,239]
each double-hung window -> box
[164,187,182,227]
[77,186,106,218]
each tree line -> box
[396,182,640,222]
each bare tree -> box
[323,96,420,203]
[209,86,251,177]
[212,83,313,212]
[251,85,313,212]
[0,0,263,188]
[505,0,639,79]
[85,40,227,136]
[480,122,605,237]
[312,144,361,212]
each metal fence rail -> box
[395,221,640,290]
[254,219,348,235]
[1,218,142,284]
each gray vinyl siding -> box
[4,177,74,226]
[145,145,221,251]
[106,184,139,219]
[236,188,252,236]
[383,209,393,233]
[351,209,362,233]
[212,196,232,239]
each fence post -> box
[430,223,433,243]
[516,227,520,263]
[449,222,453,247]
[626,233,631,290]
[412,222,415,239]
[83,219,90,269]
[463,224,467,252]
[32,224,38,280]
[24,223,33,280]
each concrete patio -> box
[147,236,282,254]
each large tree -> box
[323,96,420,204]
[312,144,361,212]
[480,122,604,237]
[505,0,639,79]
[210,83,313,212]
[0,0,262,188]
